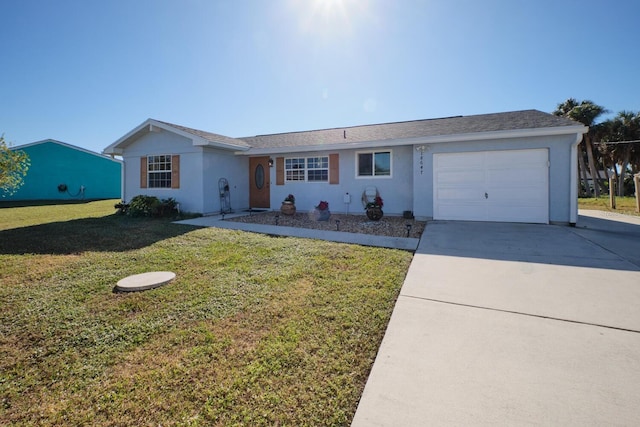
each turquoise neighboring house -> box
[6,139,122,201]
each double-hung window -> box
[306,157,329,182]
[357,151,391,177]
[285,156,329,182]
[285,158,306,181]
[148,155,172,188]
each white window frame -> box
[356,150,393,178]
[147,154,172,188]
[285,155,329,182]
[306,156,329,182]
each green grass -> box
[578,196,639,216]
[0,200,413,426]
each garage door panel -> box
[435,152,484,169]
[486,167,547,187]
[489,188,548,206]
[437,188,486,202]
[436,170,485,185]
[433,149,549,223]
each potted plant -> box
[365,195,384,221]
[281,194,296,215]
[313,200,330,221]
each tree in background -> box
[595,111,640,196]
[553,98,608,197]
[0,135,30,197]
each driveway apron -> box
[353,212,640,426]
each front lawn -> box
[578,196,639,216]
[0,200,413,426]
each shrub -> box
[114,200,129,215]
[128,195,161,217]
[115,196,181,218]
[158,198,179,217]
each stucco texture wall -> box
[122,130,204,213]
[412,134,575,223]
[121,129,248,215]
[5,141,121,201]
[202,148,249,215]
[268,145,414,216]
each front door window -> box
[255,164,265,189]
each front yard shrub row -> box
[115,195,178,217]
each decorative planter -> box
[281,202,296,216]
[313,208,331,221]
[366,207,384,221]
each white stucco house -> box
[103,110,587,225]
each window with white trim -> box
[285,156,329,182]
[357,151,391,177]
[306,156,329,181]
[148,155,172,188]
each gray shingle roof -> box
[239,110,582,149]
[156,120,251,148]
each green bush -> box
[115,196,181,218]
[158,198,179,217]
[114,200,128,215]
[128,195,161,217]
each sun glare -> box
[295,0,356,38]
[314,0,345,14]
[314,0,350,23]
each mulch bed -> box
[228,211,426,238]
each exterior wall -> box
[202,148,249,215]
[412,134,576,223]
[113,124,578,221]
[267,145,414,216]
[122,130,204,213]
[6,141,121,201]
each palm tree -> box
[597,111,640,196]
[553,99,608,197]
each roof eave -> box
[103,119,158,154]
[235,125,589,155]
[103,119,250,154]
[194,140,251,151]
[414,124,589,145]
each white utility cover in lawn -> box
[115,271,176,292]
[433,149,549,223]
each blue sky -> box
[1,0,638,154]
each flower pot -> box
[313,208,331,221]
[366,207,383,221]
[281,202,296,216]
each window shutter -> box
[171,155,180,189]
[276,157,284,185]
[140,157,147,188]
[329,153,339,184]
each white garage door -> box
[433,149,549,223]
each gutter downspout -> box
[570,132,585,225]
[121,158,126,203]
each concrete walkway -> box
[176,214,420,250]
[352,211,640,426]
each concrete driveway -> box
[353,210,640,426]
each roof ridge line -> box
[245,116,468,138]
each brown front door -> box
[249,156,270,208]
